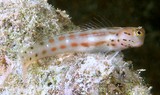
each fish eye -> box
[137,31,141,35]
[136,30,142,36]
[135,27,144,37]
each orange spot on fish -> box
[69,34,75,39]
[51,47,57,51]
[71,42,78,47]
[94,41,106,46]
[59,36,65,41]
[92,32,105,36]
[79,33,88,37]
[49,39,54,43]
[92,32,99,35]
[81,42,90,47]
[60,45,66,49]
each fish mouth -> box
[132,41,144,47]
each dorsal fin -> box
[79,16,113,31]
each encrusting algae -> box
[0,0,151,95]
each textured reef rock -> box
[0,0,151,95]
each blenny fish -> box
[20,27,145,77]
